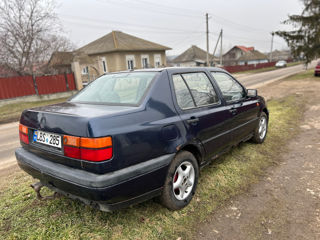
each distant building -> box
[48,52,74,74]
[172,45,218,67]
[166,55,178,67]
[267,50,292,61]
[49,31,171,82]
[0,64,18,77]
[223,46,268,66]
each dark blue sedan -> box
[16,67,268,211]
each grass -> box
[283,68,319,81]
[0,93,305,240]
[235,61,302,75]
[0,98,68,124]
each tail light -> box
[63,135,112,162]
[19,124,29,144]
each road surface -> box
[0,61,317,173]
[235,60,317,87]
[0,122,19,176]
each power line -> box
[95,0,202,19]
[104,0,273,33]
[60,14,204,34]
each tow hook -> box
[30,182,60,200]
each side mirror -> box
[247,89,257,97]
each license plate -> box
[33,130,61,149]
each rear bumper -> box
[15,147,173,211]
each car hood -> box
[20,102,141,137]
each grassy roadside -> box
[283,68,319,81]
[234,61,302,75]
[0,98,68,124]
[0,94,305,240]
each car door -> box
[210,71,260,144]
[171,72,234,160]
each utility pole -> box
[212,30,221,60]
[206,13,209,66]
[270,32,274,62]
[220,29,223,65]
[211,29,223,66]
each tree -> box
[276,0,320,65]
[0,0,74,75]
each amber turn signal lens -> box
[80,137,112,149]
[63,135,80,147]
[19,124,28,135]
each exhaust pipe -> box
[30,182,59,200]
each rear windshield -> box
[70,72,158,105]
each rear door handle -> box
[187,116,199,125]
[229,108,237,115]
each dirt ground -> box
[196,79,320,240]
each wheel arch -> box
[178,144,203,166]
[262,107,269,119]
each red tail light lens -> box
[64,146,81,159]
[19,124,29,144]
[63,135,112,162]
[81,148,113,162]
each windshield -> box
[70,72,158,105]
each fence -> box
[223,62,277,73]
[0,73,76,100]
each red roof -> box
[236,46,254,52]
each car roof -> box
[115,67,227,74]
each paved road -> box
[0,61,317,173]
[0,122,19,175]
[236,60,317,88]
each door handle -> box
[229,108,237,115]
[187,116,199,125]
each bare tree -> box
[0,0,74,75]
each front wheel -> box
[252,112,268,143]
[160,151,199,210]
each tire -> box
[252,112,268,143]
[160,151,199,210]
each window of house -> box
[181,72,219,106]
[141,55,149,68]
[101,57,107,73]
[82,66,89,75]
[154,54,161,68]
[126,55,135,70]
[211,72,245,102]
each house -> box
[223,46,268,66]
[166,55,177,67]
[0,64,18,77]
[172,45,218,67]
[49,31,171,82]
[48,52,74,74]
[267,50,292,61]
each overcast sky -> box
[56,0,304,56]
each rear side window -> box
[182,72,219,106]
[172,72,219,110]
[172,75,195,109]
[211,72,245,102]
